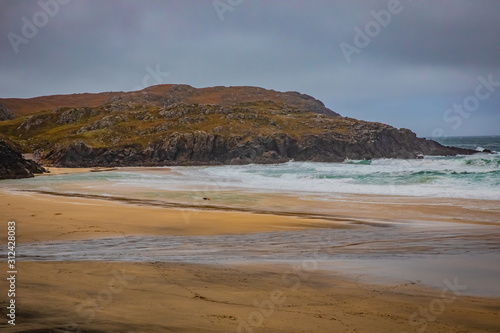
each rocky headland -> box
[0,84,475,170]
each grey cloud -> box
[0,0,498,136]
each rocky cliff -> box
[0,84,475,167]
[40,126,472,167]
[0,138,46,179]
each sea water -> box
[3,136,499,200]
[433,135,500,153]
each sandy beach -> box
[1,261,499,333]
[1,168,500,332]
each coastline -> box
[1,168,499,332]
[2,185,499,245]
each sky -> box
[0,0,499,137]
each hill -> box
[0,84,338,118]
[0,84,473,167]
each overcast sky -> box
[1,0,499,137]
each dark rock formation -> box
[0,102,14,121]
[0,139,47,179]
[41,128,475,168]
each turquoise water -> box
[2,136,499,200]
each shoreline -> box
[6,185,500,227]
[1,178,499,245]
[11,189,414,227]
[33,163,500,201]
[0,188,354,244]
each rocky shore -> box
[0,139,46,179]
[41,128,473,167]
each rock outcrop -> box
[0,102,14,121]
[0,139,47,179]
[41,128,474,167]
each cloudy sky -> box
[1,0,499,137]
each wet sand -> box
[1,168,500,332]
[1,261,499,332]
[0,190,350,244]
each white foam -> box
[4,156,500,200]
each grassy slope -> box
[0,101,363,154]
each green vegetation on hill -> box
[0,101,359,155]
[0,85,475,167]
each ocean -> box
[2,136,499,201]
[432,135,500,153]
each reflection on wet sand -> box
[19,220,500,296]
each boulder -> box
[0,140,47,179]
